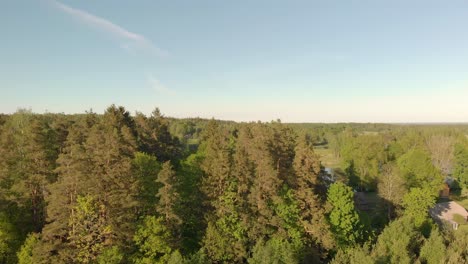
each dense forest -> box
[0,105,467,264]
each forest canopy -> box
[0,105,467,263]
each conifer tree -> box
[177,153,205,254]
[453,142,468,189]
[0,111,54,232]
[293,135,334,251]
[156,161,181,245]
[39,113,97,261]
[372,216,421,264]
[134,109,181,162]
[133,152,161,216]
[84,105,139,246]
[245,123,283,239]
[202,181,248,263]
[419,228,446,264]
[199,120,232,209]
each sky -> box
[1,0,468,122]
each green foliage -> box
[68,195,112,263]
[248,237,301,264]
[133,152,161,216]
[327,182,363,247]
[177,153,205,254]
[17,233,39,264]
[167,250,185,264]
[202,221,243,263]
[134,109,181,162]
[97,246,124,264]
[0,111,57,232]
[444,229,468,263]
[84,105,140,244]
[331,245,374,264]
[156,161,182,251]
[402,187,437,228]
[133,216,172,264]
[156,161,182,244]
[272,186,303,245]
[293,136,334,250]
[372,216,422,264]
[185,250,208,264]
[340,135,387,191]
[200,120,233,205]
[419,228,445,264]
[1,107,468,263]
[397,148,443,192]
[453,143,468,189]
[0,213,19,263]
[377,164,405,221]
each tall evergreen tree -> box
[84,105,139,247]
[134,109,181,162]
[245,123,283,239]
[177,153,205,254]
[372,216,421,264]
[156,161,181,245]
[293,135,334,251]
[38,113,98,262]
[0,111,55,232]
[133,152,161,217]
[199,120,233,209]
[453,142,468,188]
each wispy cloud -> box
[147,75,175,95]
[50,0,168,56]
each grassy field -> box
[456,198,468,209]
[458,224,468,232]
[360,131,380,136]
[314,146,342,169]
[451,189,468,209]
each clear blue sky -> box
[1,0,468,122]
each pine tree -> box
[133,152,161,216]
[372,216,421,264]
[0,111,55,232]
[453,142,468,189]
[419,228,446,264]
[246,123,282,239]
[199,120,232,209]
[202,181,248,263]
[178,153,205,254]
[39,113,97,262]
[84,105,139,246]
[156,161,182,245]
[293,135,334,251]
[134,109,181,162]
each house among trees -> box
[430,201,468,230]
[439,183,450,199]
